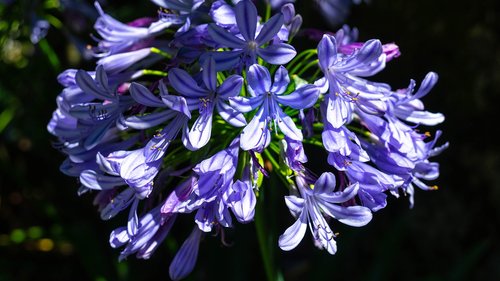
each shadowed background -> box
[0,0,498,280]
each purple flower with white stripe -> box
[109,206,177,260]
[168,57,245,149]
[207,0,296,70]
[128,82,192,161]
[317,34,388,128]
[389,72,444,126]
[69,65,134,150]
[171,138,243,230]
[46,0,448,278]
[152,0,206,34]
[92,2,173,55]
[230,64,319,151]
[279,172,372,254]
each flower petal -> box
[234,0,257,41]
[229,180,256,223]
[257,43,296,65]
[247,64,272,94]
[411,72,439,101]
[80,169,125,190]
[210,0,236,26]
[255,13,284,45]
[84,119,114,150]
[271,65,290,95]
[276,84,319,109]
[169,227,203,281]
[240,106,271,151]
[188,109,214,150]
[324,94,352,128]
[312,172,336,194]
[202,57,217,92]
[395,109,445,126]
[319,203,373,227]
[284,195,305,218]
[335,39,382,73]
[229,95,263,113]
[278,210,307,251]
[160,82,192,118]
[205,50,244,71]
[129,82,165,107]
[217,74,243,99]
[317,34,338,71]
[216,101,247,127]
[75,69,112,100]
[168,68,208,98]
[319,182,360,204]
[208,23,246,48]
[276,105,303,141]
[123,110,177,130]
[100,188,135,220]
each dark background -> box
[1,0,499,280]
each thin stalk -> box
[297,59,319,76]
[150,47,171,59]
[265,2,272,21]
[287,49,317,73]
[255,201,274,281]
[142,69,168,77]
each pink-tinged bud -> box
[382,43,401,62]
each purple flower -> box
[93,2,173,55]
[280,3,302,39]
[126,82,192,161]
[281,137,308,172]
[110,206,177,260]
[97,48,155,74]
[168,57,245,149]
[230,64,319,151]
[169,138,257,230]
[152,0,206,34]
[68,65,134,150]
[279,172,372,254]
[390,72,444,126]
[317,34,389,128]
[335,25,401,62]
[207,0,296,70]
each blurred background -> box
[0,0,498,280]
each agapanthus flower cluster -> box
[48,0,447,280]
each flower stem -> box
[255,200,275,281]
[142,69,168,77]
[265,2,272,21]
[287,49,317,73]
[150,47,171,59]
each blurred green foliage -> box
[0,0,499,280]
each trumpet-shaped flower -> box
[168,57,245,149]
[230,64,319,151]
[279,172,372,254]
[207,0,296,70]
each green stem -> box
[142,69,168,77]
[150,47,171,59]
[287,49,317,73]
[265,2,272,21]
[255,201,274,281]
[297,59,319,76]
